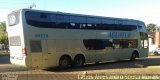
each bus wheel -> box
[59,56,71,69]
[72,55,85,67]
[154,52,158,55]
[130,53,136,61]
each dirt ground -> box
[0,55,160,80]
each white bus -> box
[7,9,148,68]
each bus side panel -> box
[42,40,58,68]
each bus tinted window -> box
[30,40,42,52]
[40,13,47,18]
[25,11,53,28]
[25,11,137,31]
[83,39,138,50]
[113,39,138,48]
[83,39,113,50]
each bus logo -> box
[109,32,131,38]
[35,34,48,39]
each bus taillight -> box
[22,48,27,56]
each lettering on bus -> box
[35,34,48,39]
[108,32,131,38]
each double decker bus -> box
[7,9,148,68]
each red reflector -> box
[22,48,26,55]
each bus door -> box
[42,40,57,68]
[140,32,149,56]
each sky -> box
[0,0,160,25]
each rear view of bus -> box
[7,10,26,66]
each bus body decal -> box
[108,32,131,38]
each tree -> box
[147,23,157,32]
[0,22,6,33]
[0,34,8,46]
[0,22,8,51]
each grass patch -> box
[0,50,10,56]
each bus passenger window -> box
[113,39,138,49]
[40,13,47,18]
[83,39,113,50]
[30,40,42,52]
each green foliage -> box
[147,23,156,32]
[0,21,6,33]
[0,22,8,46]
[0,34,8,46]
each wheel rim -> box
[59,57,70,68]
[76,58,83,66]
[61,59,68,67]
[74,56,84,67]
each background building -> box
[148,32,156,52]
